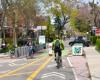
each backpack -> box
[55,40,60,49]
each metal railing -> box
[10,44,46,58]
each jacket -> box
[52,39,64,50]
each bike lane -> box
[31,49,76,80]
[34,56,75,80]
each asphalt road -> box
[34,40,75,80]
[0,39,75,80]
[0,50,49,80]
[35,56,75,80]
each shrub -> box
[0,47,9,53]
[0,38,14,53]
[96,39,100,52]
[90,36,97,45]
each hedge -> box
[96,38,100,52]
[90,36,97,45]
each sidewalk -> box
[84,46,100,80]
[0,53,9,59]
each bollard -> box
[26,46,29,57]
[24,46,28,57]
[22,47,24,57]
[15,48,19,58]
[23,46,26,57]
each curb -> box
[83,50,92,80]
[67,49,92,80]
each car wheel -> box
[87,44,89,47]
[70,43,74,46]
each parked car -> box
[69,36,90,47]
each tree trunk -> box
[1,12,6,41]
[1,0,7,41]
[12,11,17,47]
[25,17,31,37]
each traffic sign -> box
[72,43,83,56]
[95,29,100,36]
[39,35,45,44]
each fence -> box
[11,44,46,58]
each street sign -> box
[37,26,47,30]
[95,29,100,36]
[39,35,45,44]
[92,26,96,30]
[37,26,42,30]
[72,44,83,56]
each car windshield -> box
[77,36,83,40]
[70,37,75,41]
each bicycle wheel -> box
[56,53,61,69]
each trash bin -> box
[48,43,53,56]
[72,43,83,56]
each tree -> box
[17,0,36,36]
[1,0,37,47]
[41,0,77,37]
[70,4,95,33]
[1,0,8,41]
[41,0,81,36]
[89,1,100,28]
[45,16,54,41]
[70,9,78,31]
[34,16,47,26]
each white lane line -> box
[67,57,78,80]
[42,72,65,77]
[10,59,23,63]
[0,70,10,74]
[0,61,9,63]
[41,74,66,79]
[9,63,27,66]
[1,59,23,65]
[41,72,66,79]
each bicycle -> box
[10,50,15,58]
[55,52,62,69]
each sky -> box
[82,0,100,4]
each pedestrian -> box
[28,45,33,59]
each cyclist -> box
[52,36,64,61]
